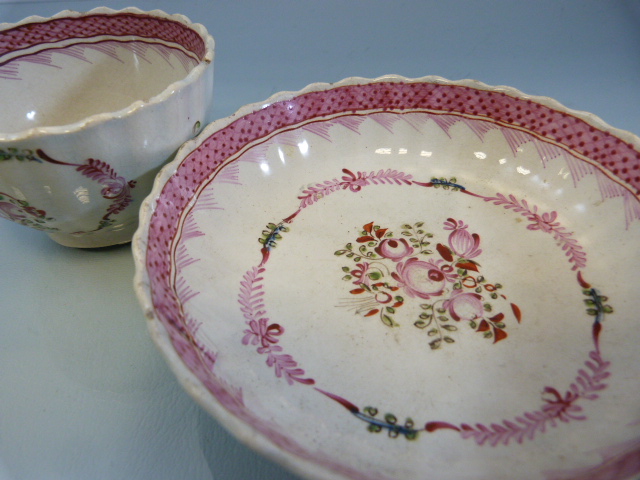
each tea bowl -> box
[0,7,214,248]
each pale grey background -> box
[1,1,639,479]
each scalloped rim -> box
[132,74,640,480]
[0,7,215,143]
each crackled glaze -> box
[134,77,640,480]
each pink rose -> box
[375,238,414,262]
[442,289,484,321]
[0,201,27,221]
[443,218,481,259]
[392,258,457,299]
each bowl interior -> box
[0,11,207,133]
[136,78,640,480]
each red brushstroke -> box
[425,421,460,433]
[456,261,479,272]
[511,303,522,323]
[577,270,591,289]
[436,243,454,262]
[315,388,359,414]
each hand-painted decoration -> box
[336,219,520,349]
[238,167,613,445]
[0,147,136,232]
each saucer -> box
[134,76,640,480]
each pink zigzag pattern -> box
[180,215,205,242]
[184,313,217,372]
[290,112,639,229]
[175,242,200,271]
[455,349,610,446]
[482,193,587,270]
[239,266,314,386]
[0,40,197,81]
[175,275,199,305]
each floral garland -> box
[0,147,136,233]
[237,168,612,445]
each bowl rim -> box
[132,74,640,480]
[0,6,215,143]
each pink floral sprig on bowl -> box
[337,220,522,349]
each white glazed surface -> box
[0,7,214,247]
[3,3,640,480]
[134,76,640,480]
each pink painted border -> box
[143,79,640,479]
[147,81,640,340]
[0,39,199,81]
[0,12,206,62]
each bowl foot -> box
[47,222,137,248]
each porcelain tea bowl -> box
[0,7,214,248]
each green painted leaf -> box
[368,424,383,433]
[385,413,397,424]
[382,315,398,327]
[405,431,418,441]
[364,406,378,416]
